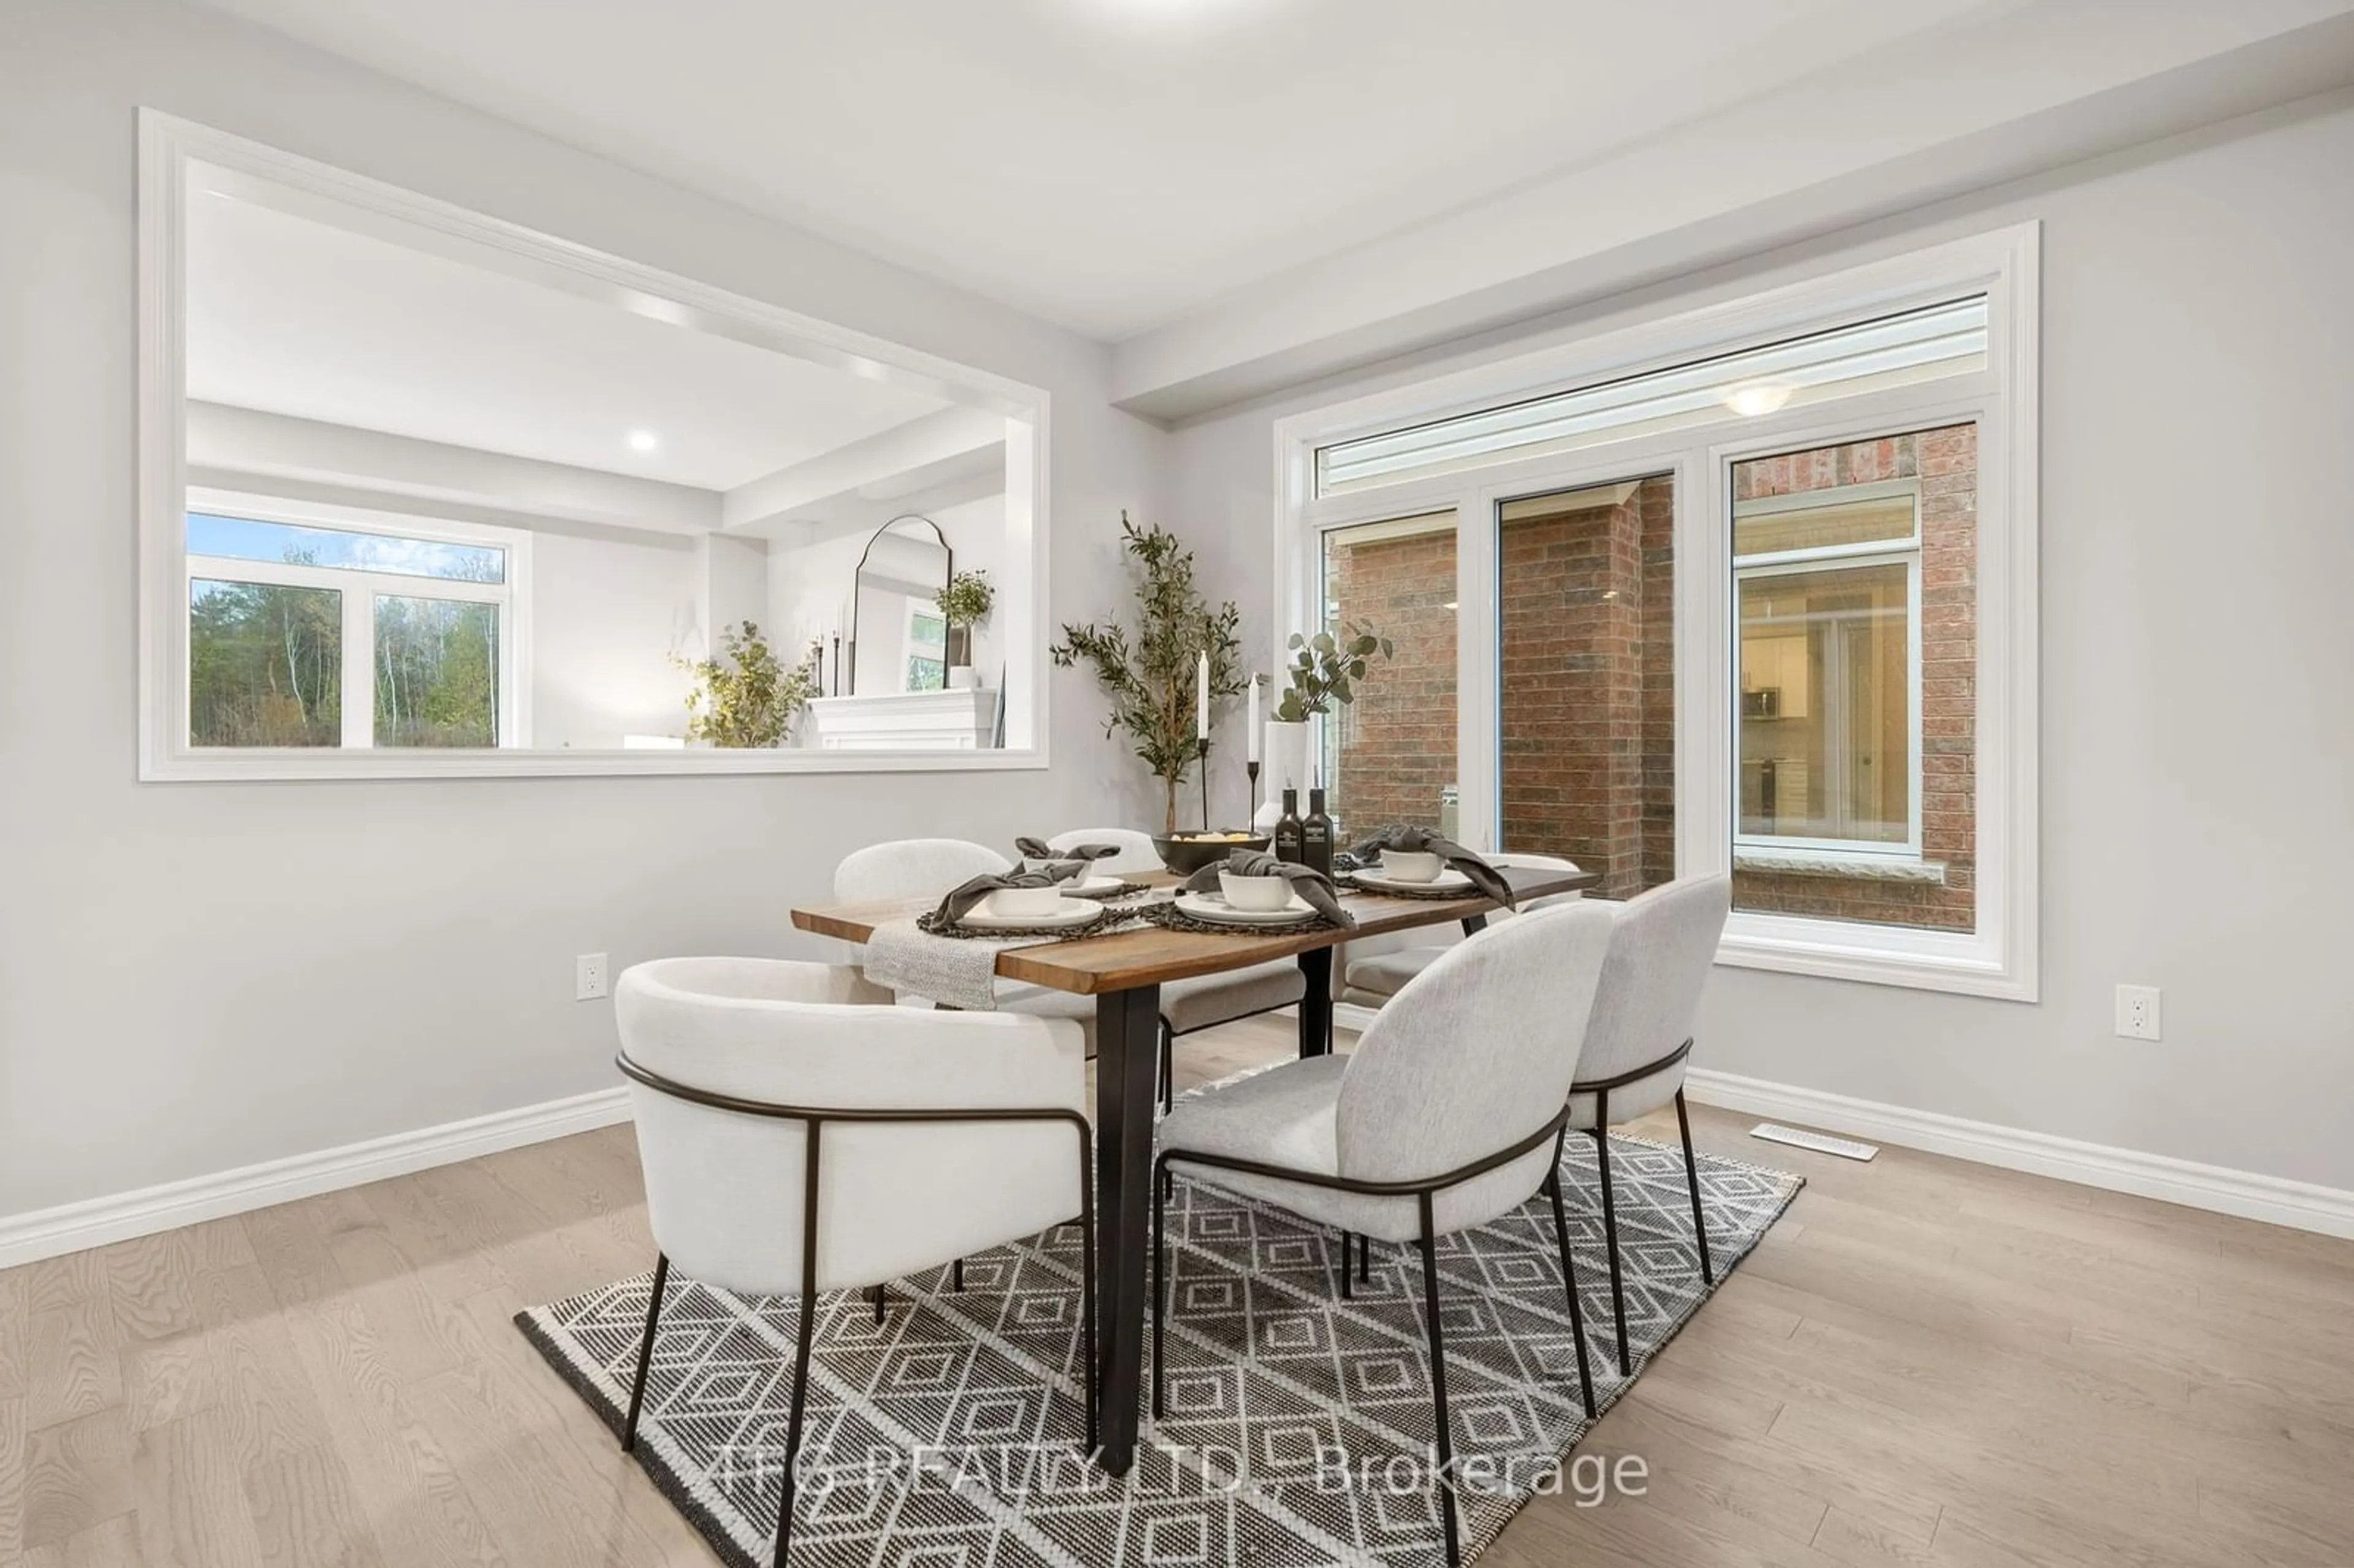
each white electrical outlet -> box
[2114,984,2161,1041]
[576,952,610,1002]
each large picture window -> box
[1277,226,2039,998]
[185,504,525,751]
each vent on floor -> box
[1750,1122,1880,1161]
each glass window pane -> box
[1319,297,1986,495]
[374,595,499,747]
[189,578,343,746]
[1498,475,1676,896]
[1318,512,1456,837]
[1738,563,1910,843]
[1731,425,1976,933]
[188,512,506,584]
[1735,490,1916,557]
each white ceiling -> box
[185,180,951,490]
[188,0,1998,340]
[187,0,2354,418]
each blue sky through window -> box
[187,513,505,584]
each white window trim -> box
[185,487,533,750]
[1272,224,2040,1000]
[138,110,1053,781]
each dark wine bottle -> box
[1274,788,1305,864]
[1303,787,1333,878]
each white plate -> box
[1061,875,1131,899]
[1175,889,1318,926]
[954,901,1105,933]
[1352,865,1475,894]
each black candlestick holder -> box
[1246,758,1261,824]
[1197,737,1211,831]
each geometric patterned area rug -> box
[516,1130,1802,1567]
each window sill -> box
[1717,910,2031,1001]
[1734,847,1947,885]
[139,745,1052,782]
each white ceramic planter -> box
[1254,718,1313,829]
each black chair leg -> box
[773,1285,818,1568]
[1675,1088,1714,1284]
[1357,1231,1371,1287]
[1591,1090,1631,1373]
[775,1123,825,1568]
[622,1252,670,1452]
[1339,1231,1354,1300]
[1414,1193,1462,1568]
[1151,1157,1169,1420]
[1544,1132,1597,1420]
[951,1257,966,1293]
[871,1283,887,1325]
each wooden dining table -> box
[790,859,1599,1475]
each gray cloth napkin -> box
[1013,837,1122,865]
[1350,826,1517,908]
[932,862,1086,926]
[1181,851,1355,927]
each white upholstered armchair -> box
[1152,903,1617,1567]
[614,956,1095,1564]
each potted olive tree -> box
[1051,514,1246,834]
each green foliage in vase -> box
[1274,622,1395,722]
[1049,513,1246,832]
[934,569,994,630]
[673,622,821,748]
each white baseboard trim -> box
[0,1086,631,1270]
[1685,1068,2354,1241]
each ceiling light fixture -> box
[627,430,659,452]
[1724,384,1794,417]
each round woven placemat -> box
[915,905,1133,942]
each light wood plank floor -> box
[7,1016,2352,1566]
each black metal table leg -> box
[1296,948,1333,1058]
[1460,913,1488,937]
[1094,984,1161,1475]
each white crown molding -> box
[0,1087,631,1270]
[1686,1068,2354,1241]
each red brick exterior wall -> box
[1322,425,1972,929]
[1496,476,1677,897]
[1324,525,1455,835]
[1732,424,1978,931]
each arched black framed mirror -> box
[845,515,953,696]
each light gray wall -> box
[1169,94,2354,1191]
[0,0,1170,1216]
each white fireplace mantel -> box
[806,689,999,752]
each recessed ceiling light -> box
[627,430,660,452]
[1724,384,1794,417]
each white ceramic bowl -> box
[985,886,1065,919]
[1218,870,1296,911]
[1382,850,1445,883]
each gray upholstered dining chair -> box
[1151,902,1617,1567]
[614,956,1095,1568]
[1335,852,1585,1008]
[1567,873,1731,1373]
[1045,826,1309,1109]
